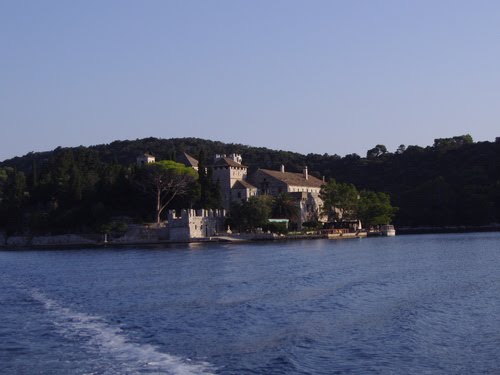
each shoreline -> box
[0,234,327,251]
[1,225,500,250]
[396,224,500,235]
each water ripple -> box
[29,289,215,375]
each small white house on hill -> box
[136,153,156,166]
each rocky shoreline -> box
[0,231,331,250]
[1,225,499,250]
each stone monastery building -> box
[209,154,325,225]
[139,152,326,232]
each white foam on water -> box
[30,289,215,375]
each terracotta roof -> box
[139,153,155,158]
[177,152,199,168]
[212,157,247,168]
[232,180,257,190]
[256,169,324,188]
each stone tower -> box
[211,154,248,209]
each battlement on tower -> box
[167,209,226,221]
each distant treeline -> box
[1,135,499,234]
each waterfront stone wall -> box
[5,234,99,247]
[112,223,169,243]
[168,209,226,241]
[31,234,97,246]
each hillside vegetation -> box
[1,135,499,234]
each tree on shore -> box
[228,195,272,232]
[0,167,27,233]
[196,150,222,209]
[320,179,359,221]
[1,134,498,232]
[320,179,397,227]
[135,161,197,223]
[272,193,299,220]
[358,190,398,227]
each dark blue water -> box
[1,233,499,374]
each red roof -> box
[212,157,247,168]
[177,152,199,168]
[255,169,324,188]
[232,180,257,190]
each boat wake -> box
[29,289,215,375]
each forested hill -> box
[1,135,500,230]
[1,137,308,175]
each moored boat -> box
[380,225,396,236]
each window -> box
[237,192,241,198]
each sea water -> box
[1,233,499,374]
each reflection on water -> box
[1,233,500,374]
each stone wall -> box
[5,234,99,247]
[168,209,226,242]
[112,223,168,243]
[230,186,258,205]
[31,234,97,246]
[212,166,232,209]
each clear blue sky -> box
[1,0,499,161]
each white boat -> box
[380,225,396,236]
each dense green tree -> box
[0,168,27,233]
[366,144,388,159]
[320,180,397,227]
[135,161,197,223]
[494,181,500,220]
[320,180,359,221]
[197,149,210,208]
[2,169,27,208]
[208,176,223,209]
[171,179,200,210]
[69,165,83,202]
[192,150,223,209]
[434,134,473,149]
[272,193,299,222]
[228,195,272,232]
[30,159,38,189]
[396,144,406,154]
[358,191,397,227]
[0,134,499,232]
[0,168,7,202]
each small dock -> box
[323,229,367,240]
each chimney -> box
[322,176,325,183]
[303,166,308,180]
[280,164,285,173]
